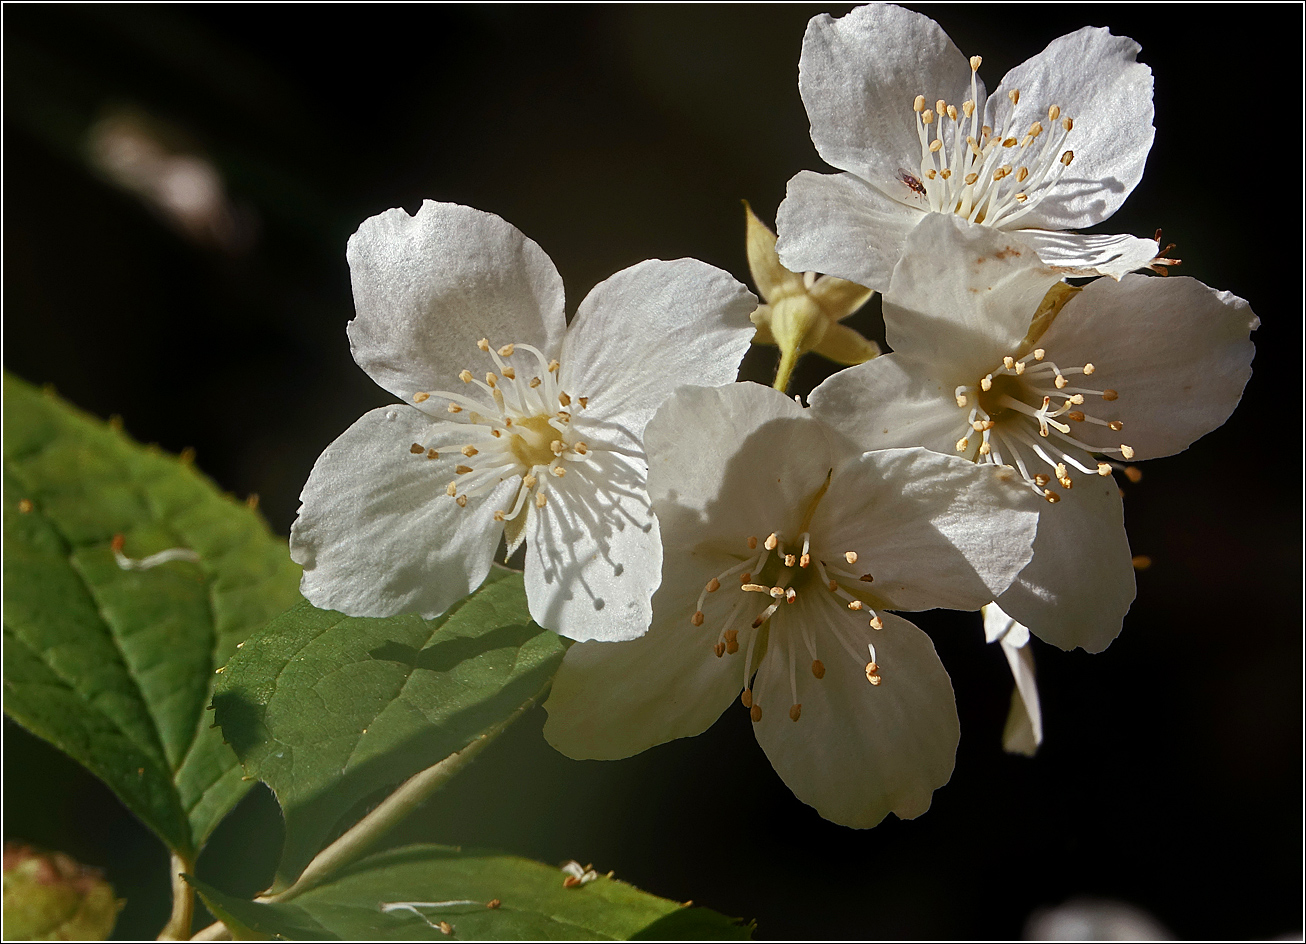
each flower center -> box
[901,55,1076,228]
[690,516,887,727]
[953,347,1133,502]
[404,338,593,520]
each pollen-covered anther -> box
[485,373,498,388]
[1097,462,1112,476]
[456,465,473,475]
[458,370,473,383]
[535,492,547,508]
[964,172,979,186]
[765,533,779,550]
[1043,489,1060,504]
[456,495,468,507]
[691,611,705,626]
[523,472,537,488]
[1108,420,1124,432]
[865,662,882,685]
[477,338,491,352]
[844,551,858,564]
[869,615,883,630]
[914,94,926,112]
[502,367,516,380]
[410,443,424,454]
[446,482,458,497]
[559,392,571,407]
[811,659,826,679]
[493,510,506,522]
[980,375,993,392]
[447,403,462,413]
[770,587,786,598]
[1061,150,1074,166]
[785,587,797,603]
[789,704,802,722]
[969,55,982,71]
[1033,473,1050,487]
[956,437,970,452]
[1120,444,1136,460]
[799,553,811,568]
[550,466,566,477]
[413,392,430,403]
[497,343,515,357]
[848,600,865,611]
[705,578,720,593]
[1082,363,1095,374]
[547,359,560,373]
[461,445,478,457]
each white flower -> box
[289,201,757,642]
[983,601,1042,757]
[543,382,1041,827]
[776,3,1166,292]
[809,214,1258,653]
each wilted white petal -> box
[1015,230,1160,281]
[290,406,513,619]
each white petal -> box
[347,201,567,407]
[523,449,660,643]
[1033,275,1258,461]
[799,4,977,190]
[808,354,964,456]
[558,259,755,446]
[1015,229,1159,281]
[289,406,514,619]
[776,171,921,293]
[811,448,1041,612]
[987,27,1153,230]
[541,547,746,759]
[644,383,818,548]
[752,606,959,828]
[883,215,1063,381]
[996,470,1134,653]
[1000,635,1042,756]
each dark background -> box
[4,4,1301,939]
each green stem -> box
[258,690,544,906]
[157,852,194,940]
[773,344,800,394]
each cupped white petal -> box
[811,448,1041,612]
[347,201,567,407]
[1032,275,1258,461]
[557,259,755,445]
[290,406,513,619]
[541,547,746,759]
[996,469,1134,653]
[883,215,1063,380]
[1015,229,1159,281]
[523,449,660,643]
[776,170,921,293]
[808,353,964,455]
[799,4,977,191]
[752,606,959,828]
[644,383,823,548]
[987,27,1153,230]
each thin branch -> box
[157,852,194,940]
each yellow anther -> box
[848,600,864,611]
[969,55,982,71]
[413,391,430,403]
[947,104,957,120]
[493,510,506,522]
[741,583,768,593]
[547,359,560,373]
[551,466,566,477]
[935,99,946,114]
[1014,360,1025,375]
[530,376,542,388]
[784,554,797,567]
[462,445,478,457]
[523,472,537,488]
[578,397,588,408]
[410,443,424,454]
[956,437,969,453]
[502,367,516,380]
[1027,121,1043,138]
[765,533,779,550]
[456,495,468,507]
[691,611,705,626]
[1055,374,1068,389]
[559,392,571,407]
[551,440,566,455]
[1003,356,1016,370]
[426,449,439,459]
[962,100,975,117]
[940,168,952,179]
[448,403,462,413]
[575,442,589,455]
[477,338,490,351]
[789,704,802,722]
[535,492,547,507]
[740,572,752,583]
[1082,363,1095,374]
[747,535,758,549]
[725,630,739,654]
[770,586,786,598]
[1062,117,1074,132]
[956,392,968,407]
[1109,420,1124,432]
[1033,349,1045,360]
[965,172,979,185]
[929,139,943,153]
[914,94,926,112]
[455,465,473,475]
[1016,166,1029,183]
[1097,462,1112,476]
[981,375,993,391]
[1061,150,1074,166]
[485,373,498,387]
[1044,490,1060,504]
[799,553,811,568]
[458,369,473,383]
[705,578,720,593]
[1015,193,1028,203]
[1120,444,1135,459]
[844,551,858,564]
[1008,89,1020,105]
[1033,473,1050,488]
[865,661,882,684]
[498,343,515,357]
[446,482,458,497]
[978,441,991,455]
[1048,104,1061,121]
[922,109,935,124]
[1002,137,1017,147]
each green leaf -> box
[212,574,566,888]
[188,844,751,940]
[2,374,302,859]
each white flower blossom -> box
[544,382,1042,827]
[289,201,756,642]
[809,215,1258,653]
[777,3,1167,292]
